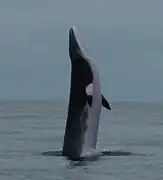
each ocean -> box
[0,100,163,179]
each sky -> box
[0,0,163,102]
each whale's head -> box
[69,26,86,61]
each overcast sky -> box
[0,0,163,102]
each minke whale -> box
[42,26,151,160]
[62,26,111,160]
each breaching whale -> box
[42,26,149,160]
[62,26,111,160]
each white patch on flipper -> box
[86,83,93,95]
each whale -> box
[41,26,150,161]
[61,26,111,160]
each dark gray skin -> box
[62,27,111,160]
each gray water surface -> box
[0,101,163,179]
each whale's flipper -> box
[62,26,102,159]
[102,94,111,110]
[86,94,111,110]
[87,95,93,106]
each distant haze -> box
[0,0,163,102]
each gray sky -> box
[0,0,163,102]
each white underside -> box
[82,71,102,153]
[72,26,102,154]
